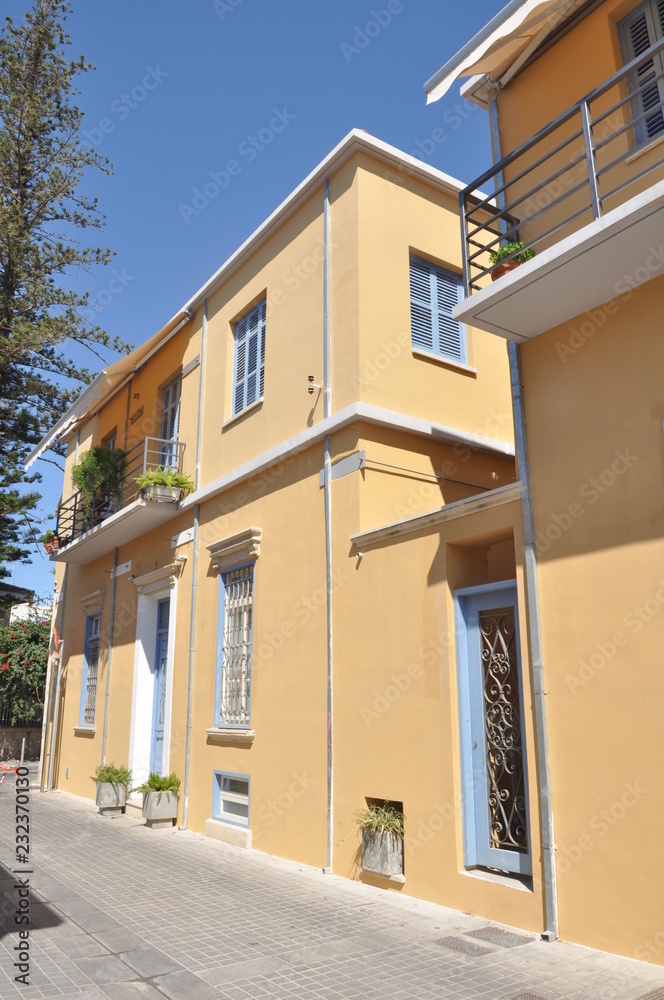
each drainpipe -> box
[182,300,207,828]
[323,178,334,874]
[100,547,119,765]
[42,566,67,791]
[37,584,59,789]
[509,343,558,941]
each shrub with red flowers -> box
[0,605,51,725]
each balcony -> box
[455,37,664,341]
[54,437,186,565]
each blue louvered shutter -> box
[410,257,466,364]
[619,0,664,144]
[233,300,266,415]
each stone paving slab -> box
[0,770,664,998]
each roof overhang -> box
[424,0,590,107]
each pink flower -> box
[1,664,7,672]
[23,660,29,667]
[9,632,15,639]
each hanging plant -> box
[71,447,127,521]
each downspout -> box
[509,343,558,941]
[323,178,334,874]
[100,547,119,765]
[182,300,207,829]
[491,91,557,939]
[42,568,67,791]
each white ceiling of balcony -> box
[424,0,590,104]
[52,499,179,565]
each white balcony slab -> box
[454,177,664,341]
[52,498,181,565]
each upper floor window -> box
[619,0,664,144]
[232,300,266,416]
[409,256,466,365]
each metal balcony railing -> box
[55,436,185,548]
[460,35,664,295]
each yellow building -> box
[33,129,570,932]
[425,0,664,965]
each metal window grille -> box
[220,567,253,725]
[84,615,102,725]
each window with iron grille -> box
[409,256,466,364]
[232,301,266,416]
[79,613,102,726]
[619,0,664,144]
[215,565,253,727]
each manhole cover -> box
[435,935,493,956]
[466,926,533,948]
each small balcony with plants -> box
[454,36,664,341]
[52,437,193,564]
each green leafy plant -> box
[134,468,194,497]
[356,802,404,838]
[489,240,536,265]
[91,763,132,786]
[40,529,57,543]
[133,771,181,795]
[71,447,127,520]
[0,604,52,724]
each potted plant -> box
[91,763,132,817]
[41,529,60,554]
[134,468,194,503]
[489,240,535,280]
[133,771,181,828]
[71,447,127,525]
[357,801,404,878]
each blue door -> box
[150,598,170,775]
[455,582,531,876]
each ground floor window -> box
[213,771,250,827]
[79,613,102,726]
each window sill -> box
[460,866,532,892]
[625,132,664,164]
[206,727,255,745]
[73,726,96,737]
[412,349,477,377]
[222,398,263,431]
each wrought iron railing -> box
[55,436,185,548]
[460,35,664,294]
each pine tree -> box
[0,0,131,578]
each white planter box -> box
[361,830,404,877]
[142,791,178,828]
[95,782,127,816]
[142,485,182,503]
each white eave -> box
[424,0,588,106]
[26,129,471,469]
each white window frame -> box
[232,300,266,416]
[409,256,466,365]
[213,771,250,827]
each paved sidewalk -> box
[1,772,664,999]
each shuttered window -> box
[619,0,664,144]
[232,300,266,416]
[409,257,466,364]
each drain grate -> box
[466,926,533,948]
[435,935,493,956]
[638,990,664,1000]
[511,994,547,1000]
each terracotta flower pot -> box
[491,259,521,281]
[43,542,53,554]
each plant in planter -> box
[134,468,194,503]
[356,801,405,878]
[133,771,181,828]
[40,529,59,553]
[71,447,127,525]
[91,763,132,817]
[489,240,535,280]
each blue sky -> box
[8,0,507,598]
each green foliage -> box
[489,240,536,265]
[91,763,132,786]
[356,802,404,837]
[0,1,132,580]
[71,447,127,517]
[40,529,57,543]
[0,603,52,724]
[133,771,181,794]
[134,468,194,497]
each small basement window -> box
[213,771,249,827]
